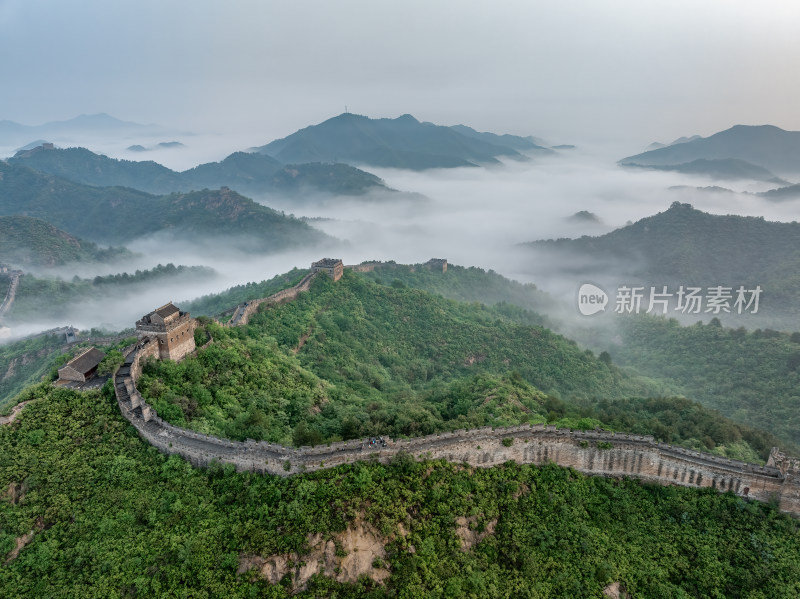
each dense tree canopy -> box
[1,384,799,597]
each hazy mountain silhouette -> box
[759,183,800,202]
[621,125,800,176]
[526,202,800,322]
[447,124,553,154]
[646,135,702,150]
[251,113,530,169]
[622,158,788,184]
[0,162,332,251]
[9,146,391,197]
[0,113,158,143]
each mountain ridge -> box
[251,113,537,170]
[622,158,788,184]
[620,124,800,176]
[0,161,333,251]
[8,145,392,198]
[0,215,129,267]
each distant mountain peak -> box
[250,113,532,170]
[621,124,800,176]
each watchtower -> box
[135,302,196,361]
[311,258,344,281]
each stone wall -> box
[228,272,316,326]
[162,316,196,361]
[110,262,800,516]
[0,270,22,320]
[113,339,800,516]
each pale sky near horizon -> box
[2,0,799,145]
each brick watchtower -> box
[135,302,196,361]
[311,258,344,281]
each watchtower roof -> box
[64,347,105,375]
[154,302,180,319]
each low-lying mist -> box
[3,137,798,343]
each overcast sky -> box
[2,0,799,145]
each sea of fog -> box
[2,130,798,339]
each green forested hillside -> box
[0,336,68,409]
[608,315,800,446]
[139,272,655,444]
[0,162,331,250]
[0,216,129,267]
[9,147,391,197]
[137,272,781,459]
[361,262,558,324]
[1,384,799,598]
[354,262,799,451]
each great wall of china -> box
[227,272,316,326]
[0,269,22,321]
[109,261,800,516]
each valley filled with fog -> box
[2,128,799,340]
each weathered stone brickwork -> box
[345,262,380,273]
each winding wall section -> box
[113,340,800,516]
[227,272,316,326]
[0,270,22,320]
[112,269,800,516]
